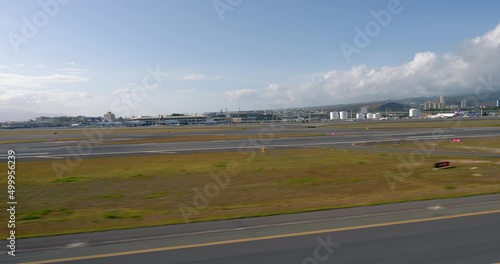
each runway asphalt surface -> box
[5,194,500,264]
[1,126,499,161]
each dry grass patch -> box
[372,136,500,154]
[327,119,500,130]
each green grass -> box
[22,209,52,221]
[51,177,79,183]
[325,118,500,130]
[279,177,323,185]
[213,162,227,168]
[2,147,499,238]
[104,210,143,219]
[104,212,120,219]
[146,192,166,199]
[98,194,124,199]
[371,136,500,154]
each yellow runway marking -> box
[21,209,500,264]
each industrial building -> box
[130,115,207,125]
[461,100,467,109]
[409,108,421,118]
[103,112,116,122]
[339,111,349,120]
[329,111,339,120]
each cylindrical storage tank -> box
[329,112,339,120]
[356,113,365,119]
[409,108,421,118]
[339,111,348,120]
[367,113,374,119]
[374,113,382,119]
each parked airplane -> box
[429,109,461,118]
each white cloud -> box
[223,89,259,101]
[15,64,25,67]
[59,68,88,74]
[36,64,47,68]
[0,65,9,68]
[225,23,500,107]
[69,62,75,66]
[0,72,89,88]
[0,88,92,103]
[182,74,205,81]
[0,88,93,113]
[181,74,223,81]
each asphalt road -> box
[67,213,500,264]
[7,194,500,264]
[1,126,499,161]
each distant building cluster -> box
[2,95,500,129]
[1,110,291,129]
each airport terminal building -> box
[130,115,207,125]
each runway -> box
[8,194,500,264]
[1,126,499,161]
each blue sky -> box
[1,0,500,118]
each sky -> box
[0,0,500,119]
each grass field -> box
[326,118,500,129]
[2,147,499,238]
[370,136,500,154]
